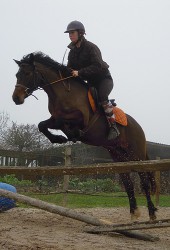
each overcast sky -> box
[0,0,170,145]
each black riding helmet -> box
[64,20,86,35]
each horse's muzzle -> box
[12,95,24,105]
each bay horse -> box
[12,52,157,220]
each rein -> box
[39,72,74,92]
[15,69,74,99]
[44,75,74,87]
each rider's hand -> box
[71,70,79,77]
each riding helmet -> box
[64,21,85,34]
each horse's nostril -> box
[13,96,21,105]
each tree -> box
[0,111,10,148]
[0,111,9,136]
[2,122,52,151]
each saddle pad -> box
[113,106,127,126]
[88,90,97,113]
[88,90,127,126]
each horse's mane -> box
[20,51,87,87]
[21,51,70,75]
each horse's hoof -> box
[149,207,158,221]
[131,208,141,221]
[149,214,157,221]
[52,135,68,144]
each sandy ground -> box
[0,206,170,250]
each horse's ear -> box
[29,53,34,64]
[13,59,21,66]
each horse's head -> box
[12,51,74,105]
[12,53,41,105]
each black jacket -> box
[67,37,111,82]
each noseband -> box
[14,83,39,100]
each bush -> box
[69,178,121,193]
[0,174,32,186]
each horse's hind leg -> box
[119,173,140,220]
[138,172,157,220]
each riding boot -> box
[107,120,120,140]
[101,100,120,140]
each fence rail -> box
[0,159,170,178]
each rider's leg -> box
[101,100,120,140]
[96,77,120,140]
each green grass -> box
[19,192,170,208]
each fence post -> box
[155,157,161,207]
[62,146,71,206]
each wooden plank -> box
[155,157,161,206]
[62,147,71,206]
[0,189,159,242]
[0,188,105,226]
[113,230,159,242]
[0,149,62,158]
[155,171,161,206]
[0,159,170,177]
[85,219,170,233]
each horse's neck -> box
[43,72,93,125]
[36,62,59,83]
[36,63,93,121]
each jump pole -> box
[0,189,159,241]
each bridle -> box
[15,66,74,99]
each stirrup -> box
[108,123,120,140]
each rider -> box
[64,20,120,140]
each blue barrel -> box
[0,182,17,212]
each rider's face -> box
[69,30,79,43]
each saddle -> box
[88,87,127,126]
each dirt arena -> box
[0,206,169,250]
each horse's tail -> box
[146,153,157,194]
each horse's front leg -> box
[38,117,68,144]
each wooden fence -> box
[0,157,170,200]
[0,159,169,176]
[0,146,170,205]
[0,148,169,241]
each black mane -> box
[21,51,70,74]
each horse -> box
[12,52,157,221]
